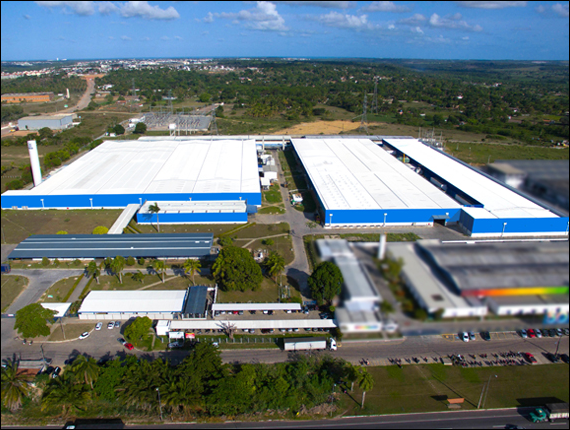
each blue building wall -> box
[461,210,569,235]
[137,211,248,224]
[1,192,262,209]
[325,208,462,225]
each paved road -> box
[4,269,84,315]
[60,77,96,113]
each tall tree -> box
[356,367,375,409]
[307,261,343,306]
[111,255,126,284]
[41,376,92,416]
[1,358,32,410]
[148,202,161,232]
[14,303,57,339]
[153,259,167,283]
[264,251,285,283]
[69,355,100,389]
[183,258,201,286]
[86,260,101,284]
[212,246,263,292]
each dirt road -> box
[271,120,362,135]
[61,77,96,113]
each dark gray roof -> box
[8,233,213,259]
[183,286,209,315]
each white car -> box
[461,332,469,342]
[79,332,90,339]
[95,322,102,331]
[520,329,528,339]
[534,328,543,338]
[107,322,114,329]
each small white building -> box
[262,165,278,181]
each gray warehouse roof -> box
[8,233,213,259]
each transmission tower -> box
[167,90,173,114]
[372,76,379,115]
[130,79,136,112]
[359,93,369,134]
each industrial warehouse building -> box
[17,113,73,130]
[7,233,213,259]
[1,138,261,211]
[291,138,462,227]
[382,138,568,237]
[2,92,54,103]
[136,200,248,225]
[389,240,569,319]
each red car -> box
[524,352,537,364]
[527,328,536,338]
[124,343,134,351]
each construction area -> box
[143,107,212,133]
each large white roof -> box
[5,139,260,197]
[78,290,187,313]
[383,138,558,219]
[291,138,461,211]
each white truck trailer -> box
[283,337,337,351]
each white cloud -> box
[277,1,356,8]
[121,35,131,40]
[315,11,379,30]
[23,14,31,19]
[35,1,180,20]
[552,3,569,17]
[216,1,288,32]
[398,13,427,26]
[35,1,96,16]
[120,1,179,20]
[535,5,546,14]
[428,13,483,32]
[203,12,214,23]
[174,35,183,40]
[411,26,423,34]
[388,23,395,30]
[361,1,411,13]
[462,35,469,40]
[454,1,527,9]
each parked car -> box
[250,310,256,315]
[563,328,569,336]
[519,329,528,338]
[527,328,536,338]
[238,311,244,315]
[548,329,557,337]
[461,332,469,342]
[545,352,560,363]
[556,328,564,336]
[480,331,491,341]
[118,338,126,344]
[468,332,476,341]
[107,322,114,329]
[560,354,569,364]
[524,352,537,364]
[534,329,543,338]
[293,328,300,332]
[114,321,120,328]
[124,343,134,350]
[95,322,102,331]
[268,310,274,315]
[249,329,255,334]
[79,332,90,339]
[51,366,61,379]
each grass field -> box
[130,222,238,237]
[1,209,122,244]
[258,206,286,215]
[239,234,294,265]
[232,222,290,238]
[41,276,81,302]
[217,277,281,303]
[90,272,190,291]
[341,363,569,416]
[0,274,28,312]
[263,183,283,204]
[48,323,94,342]
[445,141,569,165]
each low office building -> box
[18,114,73,130]
[137,200,248,224]
[2,92,54,103]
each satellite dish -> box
[168,123,176,130]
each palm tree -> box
[86,261,101,284]
[265,251,285,283]
[132,270,145,283]
[183,259,201,286]
[41,376,91,416]
[111,255,126,284]
[148,202,161,232]
[1,358,31,410]
[357,367,375,409]
[69,355,99,389]
[153,259,167,283]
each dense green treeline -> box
[2,342,359,421]
[1,74,86,96]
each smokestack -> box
[377,233,387,260]
[66,88,70,99]
[27,140,43,187]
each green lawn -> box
[48,323,95,341]
[129,222,238,237]
[232,222,290,239]
[1,274,28,312]
[1,209,122,244]
[257,206,286,215]
[445,141,569,165]
[41,276,81,303]
[217,277,280,303]
[90,272,173,291]
[341,363,569,416]
[263,183,283,204]
[240,234,295,265]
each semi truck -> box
[529,403,569,422]
[283,337,337,351]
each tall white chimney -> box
[377,233,387,260]
[66,88,70,99]
[27,140,42,187]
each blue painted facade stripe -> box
[460,211,569,235]
[137,212,248,224]
[1,192,262,209]
[325,208,462,225]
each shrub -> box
[263,239,274,246]
[56,231,68,235]
[137,257,146,266]
[92,226,109,235]
[73,259,81,266]
[41,257,50,267]
[126,256,136,266]
[219,236,234,247]
[53,259,60,267]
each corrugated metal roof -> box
[8,233,213,259]
[383,138,559,219]
[291,138,461,211]
[212,303,302,311]
[183,286,209,315]
[79,290,187,313]
[3,139,260,198]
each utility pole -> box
[130,78,136,112]
[359,93,369,135]
[372,76,378,115]
[156,387,163,421]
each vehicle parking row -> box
[459,328,568,342]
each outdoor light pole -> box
[501,222,507,237]
[40,199,44,209]
[383,212,387,226]
[329,213,333,227]
[156,387,163,421]
[89,198,93,209]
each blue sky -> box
[1,1,569,61]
